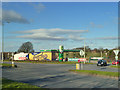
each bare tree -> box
[18,42,34,53]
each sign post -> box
[8,53,9,60]
[113,50,119,66]
[80,50,85,64]
[79,50,85,69]
[12,52,14,67]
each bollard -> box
[80,63,83,70]
[76,63,80,70]
[12,61,15,67]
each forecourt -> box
[3,62,118,88]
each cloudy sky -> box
[1,2,118,52]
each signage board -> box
[68,58,86,62]
[59,45,64,53]
[14,53,28,60]
[113,50,119,56]
[91,57,103,60]
[113,50,119,60]
[115,56,118,60]
[80,50,85,56]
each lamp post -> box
[84,40,86,59]
[84,39,86,64]
[2,23,4,63]
[2,21,9,62]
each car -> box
[97,60,107,66]
[112,60,120,65]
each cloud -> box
[90,22,104,28]
[1,10,30,24]
[28,3,45,13]
[68,35,85,41]
[15,28,88,41]
[16,28,88,34]
[17,33,67,41]
[95,37,118,40]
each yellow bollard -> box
[12,61,15,67]
[76,63,80,70]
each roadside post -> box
[76,60,82,70]
[12,52,14,67]
[80,50,85,69]
[84,40,86,64]
[80,62,83,70]
[8,53,9,60]
[113,50,119,66]
[76,63,80,70]
[79,50,85,70]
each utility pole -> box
[1,22,10,62]
[2,23,4,63]
[84,40,86,63]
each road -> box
[2,62,119,88]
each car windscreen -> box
[98,60,102,63]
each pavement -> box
[2,62,119,88]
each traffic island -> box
[2,78,41,88]
[2,63,17,68]
[69,70,119,80]
[109,65,120,68]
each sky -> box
[1,2,118,52]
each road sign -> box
[113,50,119,60]
[80,50,85,56]
[115,56,118,60]
[113,50,119,56]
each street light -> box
[84,39,86,59]
[2,21,9,63]
[84,39,86,64]
[2,23,4,63]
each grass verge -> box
[1,63,17,68]
[4,60,95,65]
[1,63,12,67]
[2,78,40,88]
[109,65,120,68]
[69,70,119,78]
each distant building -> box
[28,49,80,61]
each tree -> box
[18,42,34,53]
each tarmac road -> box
[2,62,119,88]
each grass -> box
[69,70,119,77]
[1,63,18,68]
[4,60,96,65]
[109,65,120,68]
[1,63,12,67]
[2,78,41,88]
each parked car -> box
[97,60,107,66]
[112,60,120,65]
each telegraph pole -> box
[84,40,86,63]
[2,23,4,63]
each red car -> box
[112,60,120,65]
